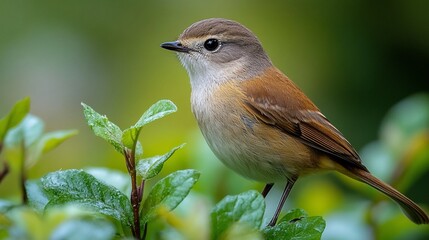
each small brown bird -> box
[161,18,429,226]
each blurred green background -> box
[1,0,429,239]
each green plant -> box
[357,93,429,239]
[0,98,327,240]
[0,99,200,239]
[211,190,325,240]
[80,100,200,239]
[0,97,77,202]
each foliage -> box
[0,97,77,202]
[0,99,200,239]
[0,98,329,239]
[356,93,429,239]
[0,97,30,143]
[2,91,429,240]
[263,209,325,240]
[211,191,325,240]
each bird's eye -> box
[204,38,220,51]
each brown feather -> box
[240,66,429,224]
[166,17,428,225]
[348,168,429,224]
[240,67,366,171]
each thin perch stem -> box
[20,140,28,204]
[125,148,141,239]
[0,162,9,183]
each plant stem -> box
[0,143,9,183]
[0,161,9,183]
[125,148,141,239]
[20,140,28,204]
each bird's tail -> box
[346,168,429,224]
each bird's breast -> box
[190,81,313,182]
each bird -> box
[160,18,429,226]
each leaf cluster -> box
[211,190,325,240]
[0,98,327,240]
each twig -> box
[0,161,9,183]
[125,148,141,239]
[20,140,28,204]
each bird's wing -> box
[240,68,366,170]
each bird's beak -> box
[161,41,190,53]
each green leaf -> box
[3,114,76,169]
[136,144,184,180]
[3,206,42,239]
[4,115,44,148]
[26,130,78,168]
[121,100,176,157]
[26,180,49,213]
[0,97,30,142]
[41,169,133,227]
[378,94,429,190]
[50,219,116,240]
[211,190,265,240]
[121,127,144,158]
[0,199,15,213]
[81,103,124,154]
[220,222,264,240]
[140,169,199,226]
[39,130,78,154]
[121,127,139,149]
[85,167,132,196]
[277,208,308,223]
[380,93,429,156]
[135,141,143,159]
[263,209,325,240]
[134,100,177,128]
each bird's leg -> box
[261,183,274,198]
[268,176,297,226]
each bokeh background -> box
[1,0,429,239]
